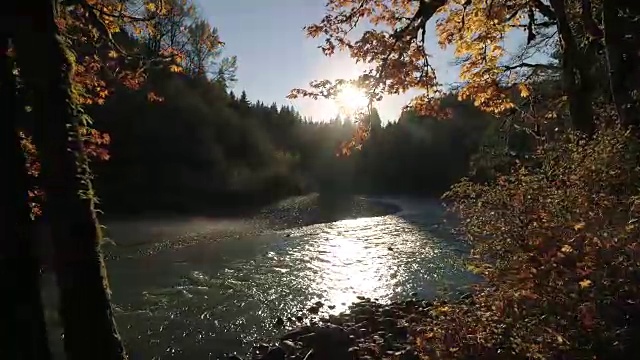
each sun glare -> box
[334,84,370,117]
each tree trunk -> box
[13,1,128,360]
[603,0,640,129]
[549,0,595,135]
[0,30,52,360]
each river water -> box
[47,198,479,359]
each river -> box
[45,197,479,359]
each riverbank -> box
[43,195,476,360]
[253,193,402,230]
[98,193,401,258]
[237,295,473,360]
[100,192,401,226]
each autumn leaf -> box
[579,279,592,288]
[574,222,586,231]
[518,83,531,98]
[147,91,164,102]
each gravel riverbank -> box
[98,193,401,259]
[253,193,402,230]
[231,295,472,360]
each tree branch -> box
[531,0,557,20]
[85,3,158,23]
[502,62,560,71]
[509,21,556,28]
[581,0,603,39]
[74,0,175,66]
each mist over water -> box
[46,198,479,359]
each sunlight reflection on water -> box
[297,216,433,313]
[103,201,479,359]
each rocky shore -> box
[98,193,401,259]
[254,193,402,230]
[223,295,466,360]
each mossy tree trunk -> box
[0,29,52,360]
[13,1,128,359]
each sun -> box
[334,84,370,117]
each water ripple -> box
[105,200,479,359]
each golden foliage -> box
[19,132,43,218]
[435,128,640,358]
[291,0,559,152]
[291,0,547,114]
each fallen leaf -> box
[579,279,592,288]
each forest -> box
[3,0,640,359]
[84,31,494,216]
[91,85,493,215]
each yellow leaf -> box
[518,83,530,98]
[579,279,592,288]
[169,64,182,73]
[574,222,586,231]
[108,50,118,58]
[146,2,156,11]
[561,244,573,253]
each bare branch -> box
[502,62,560,71]
[76,0,175,66]
[85,3,158,22]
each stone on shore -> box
[250,297,437,360]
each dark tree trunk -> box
[603,0,640,128]
[13,1,128,359]
[0,29,52,360]
[549,0,596,135]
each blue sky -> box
[197,0,460,123]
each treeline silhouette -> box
[89,77,492,215]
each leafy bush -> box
[421,128,640,359]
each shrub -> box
[421,128,640,359]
